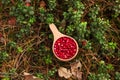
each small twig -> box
[15,38,45,69]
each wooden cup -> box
[49,23,79,61]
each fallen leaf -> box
[24,72,42,80]
[58,67,72,79]
[70,61,82,80]
[76,71,82,80]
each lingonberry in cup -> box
[53,36,77,60]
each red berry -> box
[53,37,77,59]
[25,2,30,7]
[0,33,3,38]
[81,40,87,46]
[0,33,5,43]
[8,17,16,25]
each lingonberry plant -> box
[39,7,54,24]
[48,0,56,10]
[1,0,11,6]
[10,0,35,26]
[0,51,8,63]
[36,67,57,80]
[88,5,118,53]
[9,0,35,39]
[63,0,85,36]
[113,0,120,18]
[115,72,120,80]
[43,54,52,65]
[88,60,113,80]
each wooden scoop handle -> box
[49,23,64,40]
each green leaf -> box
[17,47,23,53]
